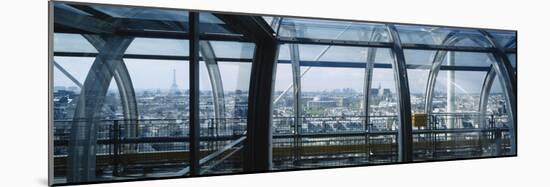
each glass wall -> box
[52,2,192,184]
[396,25,516,160]
[271,17,402,169]
[50,2,517,185]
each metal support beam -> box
[278,36,392,48]
[479,30,517,154]
[53,60,83,88]
[188,12,201,176]
[361,27,388,161]
[401,43,494,53]
[67,36,133,182]
[424,33,491,116]
[387,24,413,162]
[212,14,280,172]
[211,14,278,172]
[362,28,388,124]
[479,66,496,125]
[245,37,278,171]
[82,34,139,141]
[200,41,227,134]
[54,4,115,34]
[289,43,302,165]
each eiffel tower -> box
[168,69,180,96]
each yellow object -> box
[412,113,427,128]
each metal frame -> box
[61,6,142,180]
[244,25,279,171]
[200,41,227,134]
[188,11,201,176]
[479,66,496,128]
[287,21,304,166]
[211,14,278,172]
[67,36,134,182]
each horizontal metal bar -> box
[199,136,246,165]
[54,51,490,72]
[53,52,253,62]
[402,43,495,53]
[439,65,491,71]
[277,60,391,68]
[504,48,517,53]
[278,36,393,48]
[54,127,509,146]
[55,28,251,42]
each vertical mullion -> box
[189,11,200,176]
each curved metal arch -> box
[479,30,517,154]
[386,24,413,162]
[361,27,388,162]
[423,32,491,115]
[286,23,358,164]
[363,27,390,126]
[479,65,496,128]
[82,34,139,131]
[289,42,303,166]
[199,41,226,135]
[67,7,170,182]
[67,36,134,182]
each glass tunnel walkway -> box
[49,1,517,185]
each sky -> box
[53,33,505,94]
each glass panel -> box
[300,45,367,62]
[488,30,516,49]
[278,18,390,42]
[486,76,513,155]
[451,52,494,67]
[209,41,255,59]
[198,40,255,174]
[53,57,95,85]
[431,71,485,113]
[124,59,189,116]
[273,63,295,131]
[54,34,98,53]
[271,63,296,170]
[125,38,189,56]
[94,4,189,33]
[409,49,510,161]
[272,43,403,169]
[263,16,274,26]
[404,49,493,67]
[94,5,188,22]
[507,53,517,71]
[404,49,435,65]
[395,25,492,47]
[367,67,399,163]
[407,69,430,113]
[278,44,393,65]
[369,68,399,117]
[200,12,244,35]
[300,66,368,164]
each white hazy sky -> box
[53,34,504,94]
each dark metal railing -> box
[52,114,511,176]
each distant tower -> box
[169,69,180,96]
